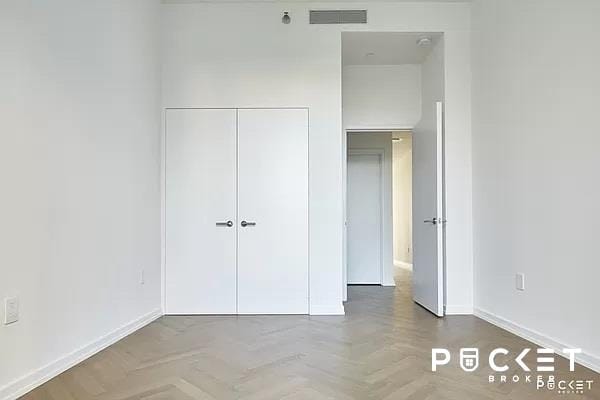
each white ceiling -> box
[342,32,442,66]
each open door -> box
[412,102,445,317]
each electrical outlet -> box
[516,273,525,291]
[4,297,19,325]
[140,269,145,285]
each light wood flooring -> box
[22,267,599,399]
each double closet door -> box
[166,108,309,315]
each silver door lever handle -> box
[423,218,438,225]
[216,220,234,227]
[240,221,256,227]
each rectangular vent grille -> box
[309,10,367,24]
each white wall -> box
[162,0,473,314]
[0,1,162,397]
[393,137,413,265]
[347,133,394,286]
[471,0,600,370]
[343,65,421,129]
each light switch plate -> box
[516,273,525,291]
[4,297,19,325]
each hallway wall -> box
[393,136,413,265]
[343,65,422,129]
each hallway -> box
[23,269,600,399]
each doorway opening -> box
[342,32,446,317]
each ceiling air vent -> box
[309,10,367,24]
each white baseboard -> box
[382,281,396,287]
[445,304,473,315]
[474,307,600,374]
[310,303,345,316]
[0,308,162,400]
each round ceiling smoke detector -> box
[416,37,432,47]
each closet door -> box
[237,109,309,314]
[166,109,237,314]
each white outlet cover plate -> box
[516,273,525,291]
[4,297,19,325]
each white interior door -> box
[347,152,382,284]
[237,109,309,314]
[412,102,445,316]
[166,109,237,314]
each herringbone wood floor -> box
[22,268,599,399]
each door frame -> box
[343,129,398,301]
[346,148,385,286]
[342,123,446,313]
